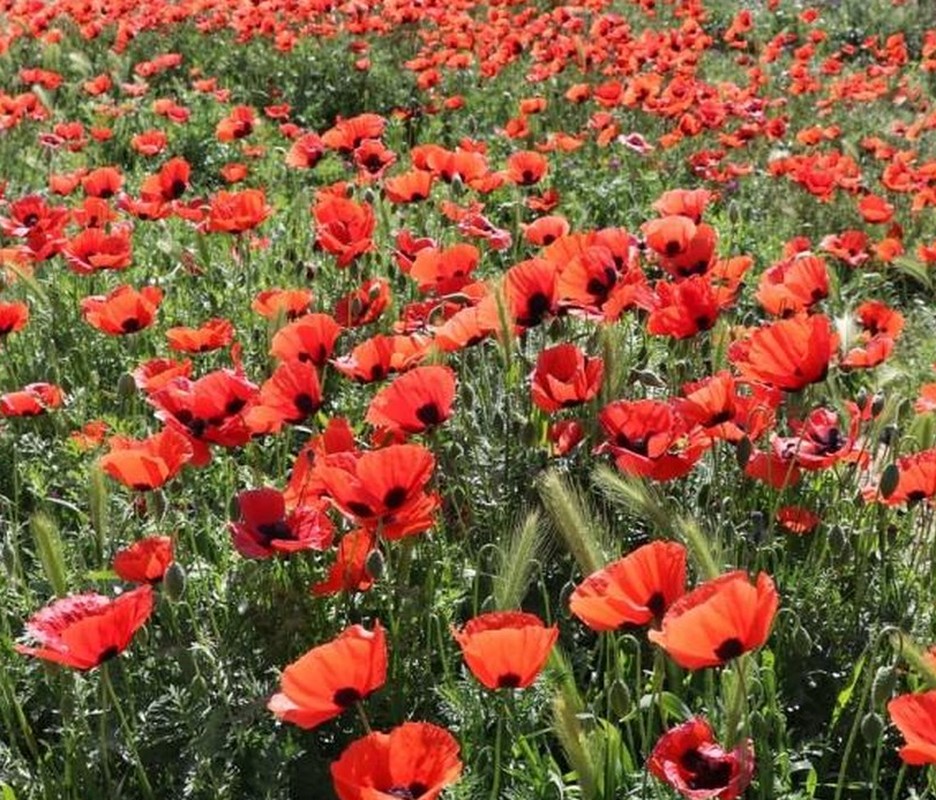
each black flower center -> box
[646,591,665,618]
[332,687,362,708]
[387,782,428,799]
[497,672,522,688]
[415,403,442,426]
[681,749,733,790]
[384,486,408,510]
[714,637,745,662]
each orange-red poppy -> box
[888,691,936,765]
[648,571,779,670]
[16,585,154,671]
[505,150,548,185]
[530,344,604,413]
[63,226,133,274]
[312,529,376,597]
[113,535,174,583]
[365,365,456,437]
[99,426,193,491]
[0,382,64,417]
[267,622,386,729]
[863,448,936,506]
[452,611,558,689]
[166,317,234,353]
[252,288,314,321]
[204,188,271,234]
[0,300,28,337]
[312,194,375,266]
[132,358,193,394]
[570,541,687,631]
[384,169,434,204]
[331,721,462,800]
[334,278,390,327]
[652,189,713,224]
[270,313,342,366]
[755,254,829,317]
[728,314,837,392]
[332,334,427,383]
[247,359,323,433]
[286,133,325,169]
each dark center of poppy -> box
[169,179,187,199]
[294,392,318,415]
[363,154,383,172]
[614,434,648,455]
[525,291,550,324]
[815,426,841,453]
[586,277,610,300]
[386,782,428,799]
[332,687,363,708]
[132,483,152,492]
[121,317,142,333]
[907,490,927,504]
[810,287,826,302]
[257,520,293,543]
[384,486,408,510]
[714,637,745,662]
[23,213,39,227]
[497,672,522,688]
[187,418,207,438]
[646,591,666,618]
[97,645,120,665]
[665,240,682,256]
[347,501,374,518]
[415,403,442,426]
[521,169,535,184]
[681,749,733,790]
[370,364,386,381]
[707,409,733,426]
[694,315,713,330]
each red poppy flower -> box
[649,717,754,800]
[523,215,570,247]
[72,197,117,228]
[531,344,604,413]
[888,691,936,765]
[728,314,837,392]
[652,189,713,224]
[252,288,313,321]
[819,229,869,267]
[267,622,386,729]
[140,157,191,202]
[772,406,864,471]
[99,426,193,491]
[596,399,709,481]
[334,278,390,327]
[312,194,375,267]
[322,113,386,152]
[365,365,456,437]
[332,334,428,383]
[131,130,168,157]
[113,536,174,583]
[316,444,439,539]
[312,529,376,597]
[776,507,820,535]
[755,254,829,317]
[81,284,163,336]
[504,257,559,327]
[215,105,256,142]
[645,275,731,339]
[286,133,326,169]
[858,194,894,224]
[0,382,64,417]
[409,243,479,295]
[15,585,154,671]
[270,313,342,366]
[204,188,271,234]
[132,358,193,394]
[505,150,548,185]
[81,166,123,198]
[247,359,323,434]
[648,571,779,670]
[0,301,29,338]
[643,215,698,259]
[676,373,780,444]
[863,448,936,506]
[384,169,434,204]
[147,369,259,464]
[452,611,557,689]
[165,318,235,353]
[63,226,133,274]
[570,541,687,631]
[230,487,333,558]
[330,721,462,800]
[353,139,396,181]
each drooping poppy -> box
[113,536,174,583]
[267,621,387,729]
[570,541,687,631]
[80,284,163,335]
[230,487,333,558]
[365,365,456,437]
[776,507,820,535]
[286,133,325,169]
[166,318,235,353]
[648,717,754,800]
[772,406,864,471]
[887,691,936,765]
[530,344,604,413]
[0,382,64,417]
[728,314,836,392]
[15,585,155,671]
[99,426,193,491]
[648,571,779,670]
[452,611,558,689]
[312,529,376,597]
[330,721,462,800]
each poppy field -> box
[2,0,936,796]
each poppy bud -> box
[149,489,167,519]
[163,561,186,601]
[521,419,538,447]
[878,463,900,498]
[365,547,385,581]
[728,200,741,225]
[855,388,868,411]
[609,678,633,719]
[860,712,885,744]
[361,188,376,205]
[871,392,886,417]
[750,510,767,544]
[827,525,848,556]
[879,425,899,447]
[872,665,898,707]
[117,372,137,401]
[736,436,753,469]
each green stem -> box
[101,662,155,800]
[490,701,505,800]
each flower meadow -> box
[1,0,936,796]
